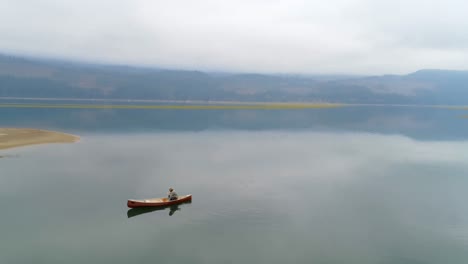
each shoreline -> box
[0,102,343,110]
[0,128,80,150]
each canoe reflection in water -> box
[127,200,192,218]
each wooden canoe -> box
[127,194,192,208]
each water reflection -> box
[3,130,468,263]
[3,104,468,141]
[127,201,192,218]
[0,154,20,159]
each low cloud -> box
[1,0,467,74]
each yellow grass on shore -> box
[0,103,343,110]
[0,128,79,150]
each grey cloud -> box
[351,0,468,50]
[0,0,467,74]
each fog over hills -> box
[1,54,468,104]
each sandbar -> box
[0,103,343,110]
[0,128,79,150]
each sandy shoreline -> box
[0,128,80,150]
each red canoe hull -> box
[127,194,192,208]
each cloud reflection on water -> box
[1,131,468,263]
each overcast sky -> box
[0,0,467,74]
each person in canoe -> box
[167,187,178,201]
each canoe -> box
[127,194,192,208]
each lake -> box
[1,101,468,263]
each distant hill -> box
[1,54,468,104]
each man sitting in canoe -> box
[167,188,178,201]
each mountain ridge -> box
[1,54,468,104]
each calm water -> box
[1,102,468,263]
